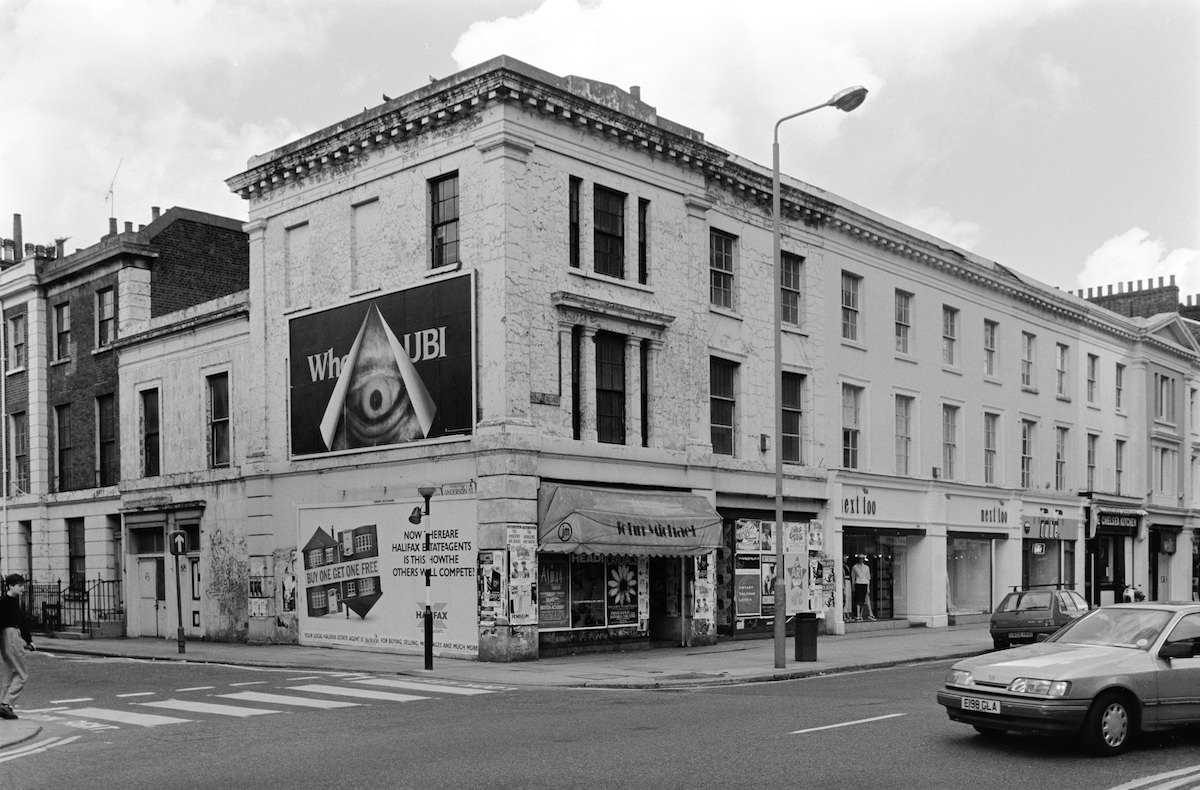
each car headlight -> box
[1007,677,1070,697]
[947,669,974,686]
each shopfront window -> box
[947,537,992,614]
[537,554,642,630]
[1023,539,1073,588]
[843,532,908,621]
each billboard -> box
[298,498,480,656]
[288,273,473,457]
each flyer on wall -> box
[297,498,480,657]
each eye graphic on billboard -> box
[289,273,474,457]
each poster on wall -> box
[605,557,639,625]
[735,556,761,615]
[537,554,570,628]
[297,498,479,657]
[507,525,537,626]
[478,550,505,625]
[735,519,762,552]
[288,273,474,457]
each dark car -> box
[990,586,1089,650]
[938,602,1200,755]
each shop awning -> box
[537,483,722,557]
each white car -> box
[937,602,1200,755]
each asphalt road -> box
[1,652,1197,789]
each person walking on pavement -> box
[851,556,875,621]
[1,573,35,720]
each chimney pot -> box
[124,221,133,233]
[12,213,21,255]
[151,206,161,221]
[630,85,641,100]
[108,217,118,236]
[1170,274,1176,286]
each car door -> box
[1156,613,1200,726]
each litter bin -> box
[794,611,818,662]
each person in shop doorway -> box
[851,556,875,621]
[1,573,36,720]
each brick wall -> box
[150,218,249,318]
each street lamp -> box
[772,86,867,669]
[416,484,438,670]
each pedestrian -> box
[1,573,35,720]
[851,556,875,621]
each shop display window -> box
[537,553,643,630]
[947,537,992,614]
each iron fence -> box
[17,576,124,634]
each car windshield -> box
[998,591,1052,612]
[1048,607,1173,649]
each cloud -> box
[1077,228,1200,297]
[898,207,983,252]
[1038,54,1081,94]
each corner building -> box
[221,57,1196,660]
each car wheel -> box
[973,725,1005,739]
[1083,692,1135,756]
[992,636,1008,650]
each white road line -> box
[219,691,361,709]
[49,698,93,704]
[1107,765,1200,790]
[286,676,323,681]
[62,707,192,727]
[352,678,495,696]
[287,683,429,703]
[228,681,268,687]
[116,692,156,698]
[791,713,907,734]
[0,736,82,764]
[138,699,279,717]
[176,686,215,692]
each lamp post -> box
[416,485,439,670]
[772,86,867,669]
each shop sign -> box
[1098,513,1140,529]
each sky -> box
[2,0,1197,299]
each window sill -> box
[708,305,742,321]
[942,365,962,376]
[50,358,71,367]
[781,323,807,338]
[5,366,25,376]
[1056,394,1072,403]
[841,339,866,352]
[568,267,652,294]
[427,261,463,278]
[1021,385,1038,395]
[894,353,917,364]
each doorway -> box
[648,556,693,644]
[135,557,167,637]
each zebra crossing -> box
[23,673,512,731]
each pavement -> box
[1,621,993,751]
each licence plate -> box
[1009,631,1033,638]
[961,697,1001,714]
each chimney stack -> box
[12,214,22,257]
[108,217,118,236]
[151,206,161,221]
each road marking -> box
[0,736,82,764]
[177,686,215,692]
[287,683,429,703]
[139,699,279,717]
[219,691,361,709]
[286,676,324,681]
[116,692,156,698]
[61,707,191,727]
[791,713,907,734]
[229,681,269,687]
[49,698,93,704]
[352,678,496,696]
[1106,764,1200,790]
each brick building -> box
[0,208,248,635]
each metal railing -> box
[20,576,124,635]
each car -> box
[990,585,1090,650]
[937,602,1200,755]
